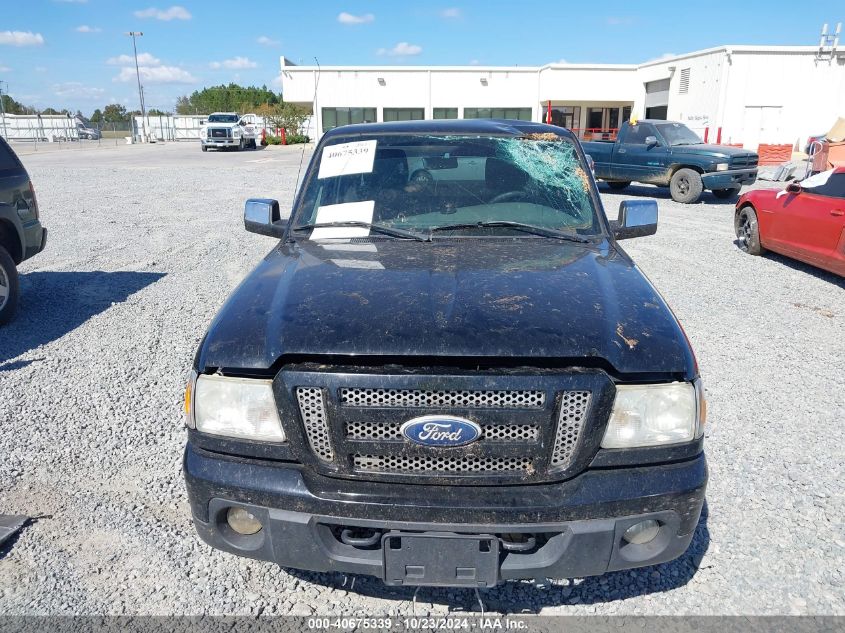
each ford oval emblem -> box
[400,415,482,447]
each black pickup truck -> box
[183,119,707,588]
[583,120,758,203]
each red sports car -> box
[735,167,845,277]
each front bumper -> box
[701,168,757,190]
[184,443,707,586]
[202,137,241,147]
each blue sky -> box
[1,0,843,115]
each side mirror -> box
[244,198,285,238]
[645,135,659,148]
[786,183,801,194]
[612,199,658,240]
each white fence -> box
[0,114,82,141]
[133,114,314,142]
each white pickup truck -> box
[200,112,259,151]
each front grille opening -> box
[354,454,533,474]
[346,420,539,442]
[340,388,545,409]
[332,525,383,550]
[295,387,334,462]
[550,391,591,469]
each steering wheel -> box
[489,190,529,204]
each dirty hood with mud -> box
[198,239,694,377]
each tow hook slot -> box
[340,527,382,548]
[500,534,537,552]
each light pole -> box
[126,31,146,141]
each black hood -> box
[671,143,757,159]
[198,239,695,378]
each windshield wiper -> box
[429,221,593,243]
[292,221,429,242]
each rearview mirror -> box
[244,198,285,238]
[786,183,801,194]
[645,135,659,148]
[612,199,658,240]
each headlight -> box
[191,374,285,442]
[601,381,701,448]
[715,163,730,171]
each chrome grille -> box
[340,388,545,409]
[550,391,591,469]
[346,420,539,441]
[295,387,334,462]
[354,454,533,473]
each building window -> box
[321,107,377,131]
[622,106,632,122]
[679,68,691,94]
[464,108,532,121]
[544,106,580,130]
[383,108,425,122]
[433,108,458,119]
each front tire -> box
[670,168,703,203]
[201,144,208,152]
[712,188,740,200]
[735,205,765,255]
[607,181,631,190]
[0,246,20,326]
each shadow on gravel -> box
[0,271,165,368]
[599,183,739,206]
[287,503,711,613]
[730,240,845,288]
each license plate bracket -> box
[382,532,499,587]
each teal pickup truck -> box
[583,120,758,204]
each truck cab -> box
[200,112,258,151]
[583,120,758,203]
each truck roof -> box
[324,118,578,141]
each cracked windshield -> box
[295,134,601,238]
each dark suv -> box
[183,120,707,588]
[0,138,47,324]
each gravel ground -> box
[0,142,842,616]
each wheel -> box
[607,181,631,190]
[712,188,740,200]
[250,139,257,149]
[670,168,704,203]
[201,144,207,152]
[0,246,20,326]
[735,205,765,255]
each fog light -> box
[226,507,262,535]
[623,519,660,545]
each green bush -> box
[261,133,310,146]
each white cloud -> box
[53,82,105,99]
[0,31,45,47]
[76,25,102,33]
[468,59,480,65]
[257,35,279,46]
[338,12,374,25]
[133,6,192,21]
[270,75,283,89]
[35,66,47,73]
[107,52,161,65]
[376,42,422,57]
[0,64,10,72]
[210,56,257,70]
[114,65,197,84]
[439,8,462,19]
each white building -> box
[279,44,845,151]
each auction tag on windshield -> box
[311,200,375,239]
[318,140,378,179]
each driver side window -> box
[804,173,845,199]
[623,124,655,145]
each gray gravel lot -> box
[0,141,842,616]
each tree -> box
[147,108,169,116]
[103,103,128,123]
[256,102,310,136]
[1,94,37,115]
[175,84,281,115]
[90,108,103,124]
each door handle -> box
[832,210,845,216]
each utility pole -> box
[126,31,146,141]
